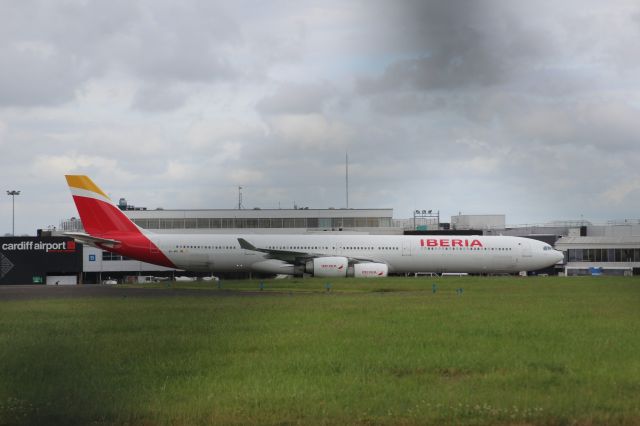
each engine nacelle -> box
[351,263,388,278]
[305,257,348,277]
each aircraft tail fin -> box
[65,175,141,236]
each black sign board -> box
[0,237,82,284]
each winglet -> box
[237,238,257,251]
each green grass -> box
[1,276,639,425]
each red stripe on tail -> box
[72,196,140,235]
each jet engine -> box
[303,258,389,278]
[305,257,349,277]
[351,263,388,278]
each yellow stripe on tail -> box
[65,175,110,200]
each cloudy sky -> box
[2,0,640,234]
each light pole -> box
[6,190,20,236]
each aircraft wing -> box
[237,237,382,265]
[237,238,307,262]
[63,232,121,248]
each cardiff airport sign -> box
[0,237,81,284]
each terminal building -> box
[483,219,640,276]
[554,223,640,276]
[60,205,396,235]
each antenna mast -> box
[346,152,349,209]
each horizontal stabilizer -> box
[63,232,121,248]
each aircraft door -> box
[402,238,412,256]
[334,242,343,256]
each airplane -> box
[64,175,564,277]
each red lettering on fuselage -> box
[420,238,483,247]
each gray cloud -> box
[0,0,241,108]
[367,93,446,116]
[257,82,336,115]
[0,0,128,106]
[2,0,640,234]
[0,45,89,106]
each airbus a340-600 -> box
[64,175,563,278]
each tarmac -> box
[0,284,277,301]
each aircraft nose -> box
[554,250,564,263]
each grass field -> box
[1,276,639,425]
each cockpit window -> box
[543,246,553,251]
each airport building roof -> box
[124,208,393,219]
[59,208,396,234]
[556,236,640,248]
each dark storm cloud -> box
[357,1,546,94]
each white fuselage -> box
[148,234,563,274]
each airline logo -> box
[320,263,344,270]
[1,240,77,253]
[65,175,177,269]
[360,270,385,276]
[420,238,483,247]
